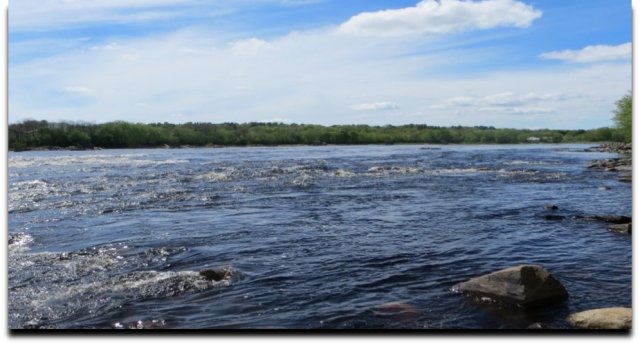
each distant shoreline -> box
[9,120,628,151]
[8,141,623,153]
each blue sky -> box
[8,0,632,129]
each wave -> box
[8,240,240,329]
[9,155,188,169]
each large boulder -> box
[452,265,568,308]
[567,307,632,329]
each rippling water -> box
[8,144,631,329]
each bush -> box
[613,92,632,142]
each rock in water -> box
[545,204,559,211]
[580,215,631,224]
[199,268,230,281]
[608,223,632,234]
[372,302,421,319]
[567,307,632,329]
[452,265,568,308]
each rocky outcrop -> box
[566,307,632,329]
[587,143,632,154]
[586,144,632,184]
[452,265,568,308]
[576,215,631,224]
[608,223,632,234]
[587,157,632,171]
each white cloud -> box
[540,43,631,63]
[443,92,569,107]
[8,27,631,129]
[337,0,542,37]
[230,38,272,58]
[351,102,399,111]
[434,92,582,117]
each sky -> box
[7,0,632,129]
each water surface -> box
[8,144,632,329]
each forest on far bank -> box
[7,120,629,150]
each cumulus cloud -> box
[539,42,631,63]
[337,0,542,37]
[351,102,399,111]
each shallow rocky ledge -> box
[452,265,568,309]
[586,142,632,154]
[586,143,632,183]
[566,307,632,329]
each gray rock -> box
[452,265,568,308]
[567,307,632,329]
[608,223,632,234]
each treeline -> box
[8,120,628,150]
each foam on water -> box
[8,241,239,329]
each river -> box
[7,144,632,329]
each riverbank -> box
[8,120,628,150]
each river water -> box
[7,144,631,329]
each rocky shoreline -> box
[586,142,632,183]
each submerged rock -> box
[452,265,568,308]
[618,174,632,183]
[372,302,421,319]
[567,307,632,329]
[545,204,559,211]
[607,223,632,234]
[587,158,631,170]
[544,214,632,225]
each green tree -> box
[613,92,632,142]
